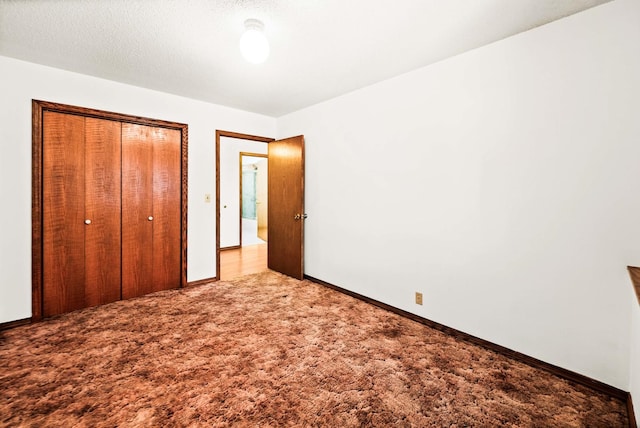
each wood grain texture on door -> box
[268,135,305,280]
[151,127,182,291]
[84,118,122,305]
[43,112,86,316]
[122,124,181,298]
[121,123,155,299]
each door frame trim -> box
[215,131,273,280]
[32,100,189,321]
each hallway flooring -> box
[220,243,267,280]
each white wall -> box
[219,137,269,248]
[277,0,640,389]
[0,55,276,324]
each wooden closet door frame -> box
[32,100,189,321]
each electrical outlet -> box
[415,292,423,305]
[204,193,211,203]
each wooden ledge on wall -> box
[627,266,640,307]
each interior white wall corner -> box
[276,0,640,389]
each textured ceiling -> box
[0,0,611,117]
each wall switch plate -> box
[204,194,211,203]
[415,292,423,305]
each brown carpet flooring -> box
[0,271,628,427]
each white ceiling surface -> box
[0,0,611,117]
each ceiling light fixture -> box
[239,19,269,64]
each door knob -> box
[294,214,301,220]
[148,216,154,221]
[84,219,91,225]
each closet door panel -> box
[152,128,182,291]
[42,112,86,316]
[121,123,154,299]
[84,118,122,306]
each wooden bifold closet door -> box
[43,113,122,316]
[39,105,184,318]
[121,123,181,299]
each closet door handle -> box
[84,219,92,225]
[148,216,154,221]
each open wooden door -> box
[268,135,305,280]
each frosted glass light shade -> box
[240,19,269,64]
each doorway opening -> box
[240,153,268,247]
[216,130,306,281]
[217,131,272,280]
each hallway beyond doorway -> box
[242,218,266,246]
